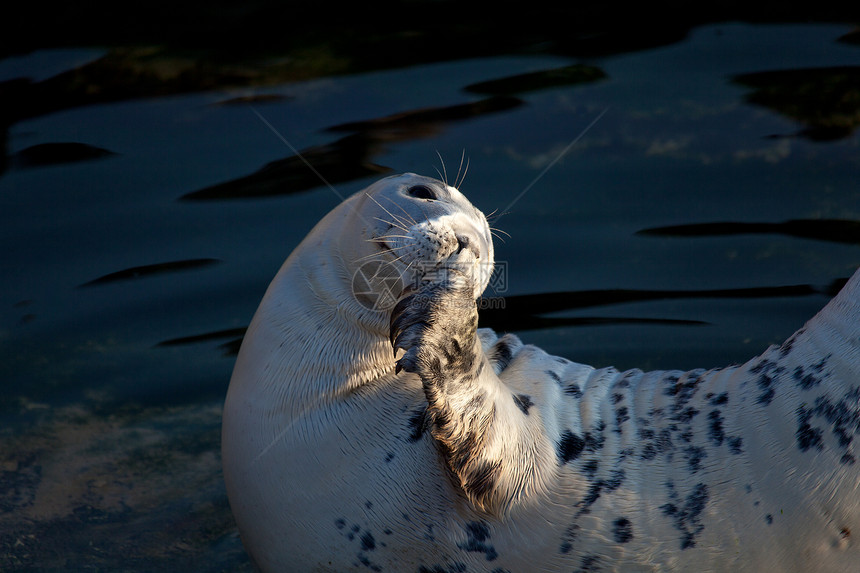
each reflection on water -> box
[183,96,522,200]
[11,142,117,169]
[638,219,860,245]
[479,281,845,333]
[465,64,607,95]
[2,14,860,572]
[734,66,860,141]
[79,258,222,287]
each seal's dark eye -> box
[407,185,436,200]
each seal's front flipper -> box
[389,273,555,514]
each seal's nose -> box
[456,234,481,259]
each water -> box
[2,18,859,571]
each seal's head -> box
[339,173,495,311]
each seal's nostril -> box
[456,235,481,258]
[456,235,470,253]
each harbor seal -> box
[222,173,860,572]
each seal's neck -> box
[244,234,396,418]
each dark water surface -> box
[2,11,860,571]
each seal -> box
[222,173,860,572]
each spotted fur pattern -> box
[223,174,860,572]
[387,272,860,570]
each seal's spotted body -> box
[222,174,860,572]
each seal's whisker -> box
[486,209,513,223]
[454,150,469,189]
[354,244,410,263]
[435,150,448,187]
[372,218,411,234]
[373,231,416,244]
[370,201,413,230]
[367,235,412,244]
[382,195,420,227]
[490,226,511,238]
[369,258,407,282]
[368,197,415,231]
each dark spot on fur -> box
[451,338,462,354]
[796,406,824,452]
[780,328,803,358]
[546,369,561,383]
[584,422,606,452]
[757,387,776,406]
[582,459,599,479]
[707,410,725,446]
[793,356,830,391]
[612,518,634,543]
[458,521,498,561]
[605,469,625,491]
[665,373,702,414]
[557,430,586,464]
[614,406,629,434]
[708,392,729,406]
[347,523,360,540]
[794,366,820,390]
[418,565,467,573]
[577,469,625,517]
[559,542,572,554]
[684,446,707,473]
[491,340,513,371]
[728,436,743,454]
[617,372,635,388]
[512,393,534,415]
[640,428,673,461]
[752,359,785,406]
[809,392,860,457]
[580,482,603,510]
[575,554,602,572]
[559,522,580,554]
[672,407,699,424]
[661,482,709,550]
[360,531,376,551]
[384,452,395,463]
[765,514,773,525]
[407,407,428,442]
[356,552,382,571]
[335,519,346,530]
[565,383,583,398]
[464,461,499,502]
